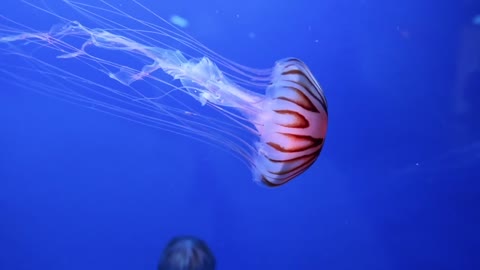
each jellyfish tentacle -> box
[5,21,265,114]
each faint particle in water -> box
[170,15,189,28]
[391,141,480,180]
[235,14,240,19]
[248,32,256,39]
[314,39,319,43]
[396,25,411,39]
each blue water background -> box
[1,0,479,269]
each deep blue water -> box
[1,0,479,269]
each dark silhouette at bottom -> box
[158,236,216,270]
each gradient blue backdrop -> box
[1,0,479,269]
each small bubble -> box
[169,15,189,28]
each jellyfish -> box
[0,0,328,187]
[158,236,216,270]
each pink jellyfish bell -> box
[252,58,328,186]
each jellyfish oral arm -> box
[165,55,264,109]
[0,22,263,114]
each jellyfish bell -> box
[158,236,216,270]
[0,0,328,187]
[254,58,328,186]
